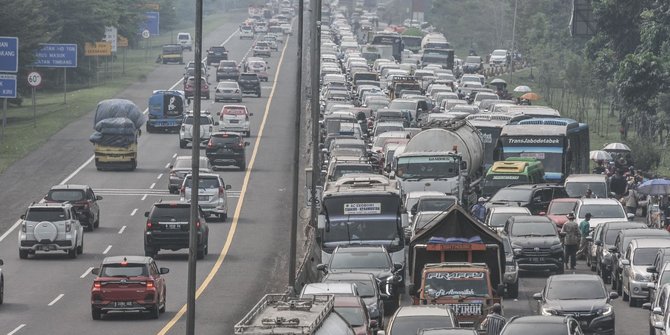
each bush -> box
[628,139,661,172]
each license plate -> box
[229,120,239,123]
[166,224,181,230]
[530,257,545,262]
[198,195,209,201]
[114,301,133,307]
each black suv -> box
[206,46,228,65]
[503,215,564,274]
[205,132,249,170]
[501,315,585,335]
[237,72,261,97]
[216,60,240,81]
[533,274,617,335]
[143,201,209,259]
[44,184,102,231]
[487,184,568,215]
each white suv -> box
[177,32,193,51]
[18,203,84,259]
[180,173,231,221]
[179,112,217,148]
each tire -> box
[77,235,84,254]
[197,247,205,260]
[179,140,187,149]
[623,284,629,301]
[159,290,166,313]
[19,249,28,259]
[256,90,261,98]
[616,275,623,295]
[68,247,77,259]
[92,307,102,320]
[239,161,246,171]
[146,125,153,133]
[507,280,519,299]
[556,265,564,275]
[590,262,597,272]
[150,303,160,319]
[220,213,227,222]
[94,216,99,229]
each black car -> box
[487,184,569,215]
[44,184,103,231]
[216,60,240,81]
[609,228,670,295]
[143,200,209,259]
[206,46,228,65]
[237,72,262,97]
[205,132,249,170]
[317,245,403,313]
[503,215,564,274]
[501,315,585,335]
[502,236,520,298]
[533,274,617,335]
[588,221,646,283]
[322,272,385,326]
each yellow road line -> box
[156,34,293,335]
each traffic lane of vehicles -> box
[158,27,298,335]
[0,16,246,236]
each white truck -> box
[394,120,484,207]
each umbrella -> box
[637,179,670,195]
[520,92,541,101]
[490,78,507,85]
[603,142,631,152]
[513,85,532,93]
[589,150,612,161]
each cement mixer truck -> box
[393,119,484,206]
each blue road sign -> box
[0,37,19,73]
[0,74,17,99]
[33,44,78,68]
[142,11,160,36]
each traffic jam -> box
[234,1,670,335]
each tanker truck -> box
[393,119,484,206]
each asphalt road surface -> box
[0,10,300,335]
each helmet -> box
[567,212,576,219]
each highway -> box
[0,10,299,335]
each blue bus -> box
[493,118,589,182]
[146,90,187,133]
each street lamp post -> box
[508,0,518,84]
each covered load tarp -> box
[93,99,146,129]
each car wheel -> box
[179,140,187,149]
[256,91,261,98]
[623,284,629,301]
[68,247,77,259]
[556,265,564,275]
[590,261,597,272]
[92,307,102,320]
[197,247,205,260]
[220,213,227,222]
[94,217,99,229]
[150,303,160,319]
[19,249,28,259]
[506,280,519,299]
[77,235,84,254]
[146,125,153,133]
[159,289,166,313]
[239,161,246,171]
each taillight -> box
[209,126,213,133]
[170,171,177,177]
[94,281,101,289]
[207,139,214,148]
[204,85,209,89]
[181,125,186,131]
[237,142,244,148]
[219,186,224,196]
[146,219,153,229]
[235,89,240,93]
[180,186,185,196]
[146,281,155,289]
[196,221,201,229]
[65,221,72,232]
[21,222,26,233]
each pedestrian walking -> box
[481,303,506,335]
[470,197,487,222]
[577,213,591,259]
[625,186,638,216]
[561,212,581,270]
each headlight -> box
[505,265,516,273]
[513,248,522,256]
[598,305,613,316]
[634,272,651,282]
[550,244,564,251]
[541,307,557,316]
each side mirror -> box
[608,246,617,253]
[214,121,220,126]
[20,214,25,220]
[460,161,467,170]
[609,291,619,300]
[532,292,542,300]
[621,259,630,266]
[627,213,635,220]
[401,213,409,228]
[643,302,652,310]
[317,214,326,229]
[244,142,250,146]
[654,306,664,315]
[91,268,100,276]
[225,184,232,190]
[96,195,103,201]
[648,266,658,273]
[585,236,593,242]
[159,267,170,274]
[168,164,174,169]
[316,264,328,272]
[393,263,403,271]
[249,112,254,116]
[144,211,150,218]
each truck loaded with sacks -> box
[89,99,146,171]
[394,119,484,207]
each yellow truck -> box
[90,99,145,171]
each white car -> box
[485,206,532,235]
[218,105,252,137]
[576,198,634,229]
[177,32,193,51]
[18,203,84,259]
[180,173,230,221]
[239,25,254,39]
[489,49,508,66]
[214,81,242,102]
[179,112,216,148]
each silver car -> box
[180,173,231,221]
[214,81,242,102]
[18,203,84,259]
[622,238,670,306]
[167,155,212,194]
[179,113,217,148]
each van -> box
[177,32,192,51]
[218,105,253,137]
[564,174,610,198]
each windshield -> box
[492,50,507,56]
[183,116,212,125]
[548,201,577,215]
[511,221,556,236]
[566,182,607,198]
[25,208,66,221]
[183,177,220,189]
[489,212,528,227]
[489,188,530,202]
[173,157,208,169]
[483,174,528,195]
[324,219,400,245]
[335,307,366,327]
[546,279,606,299]
[390,316,454,334]
[466,56,481,63]
[502,324,568,334]
[333,166,373,180]
[396,156,460,179]
[330,251,391,269]
[417,198,455,212]
[424,271,489,297]
[578,204,625,219]
[150,206,190,222]
[100,263,148,277]
[633,248,659,265]
[502,151,563,174]
[47,190,85,202]
[388,101,416,110]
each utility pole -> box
[288,0,305,291]
[186,0,203,333]
[309,0,322,228]
[508,0,517,84]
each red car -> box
[184,76,210,100]
[90,256,169,320]
[545,198,580,228]
[333,296,374,335]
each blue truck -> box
[146,90,187,133]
